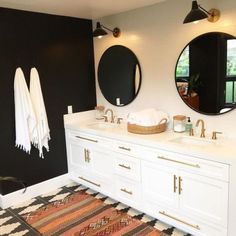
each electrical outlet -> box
[67,105,73,114]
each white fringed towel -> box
[30,67,50,158]
[14,67,36,153]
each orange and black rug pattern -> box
[0,183,191,236]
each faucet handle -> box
[102,115,108,122]
[117,117,123,124]
[212,131,222,140]
[189,128,194,136]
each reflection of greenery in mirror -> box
[226,40,236,103]
[176,46,189,78]
[98,45,141,106]
[227,40,236,76]
[175,32,236,115]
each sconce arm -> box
[198,5,212,16]
[100,24,114,33]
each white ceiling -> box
[0,0,166,19]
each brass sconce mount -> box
[207,8,220,23]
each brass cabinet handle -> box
[119,146,131,151]
[78,176,101,187]
[157,156,200,168]
[84,148,87,162]
[173,175,177,193]
[120,188,133,195]
[76,135,98,143]
[86,149,91,162]
[178,176,183,195]
[159,211,200,230]
[84,149,91,163]
[118,164,131,170]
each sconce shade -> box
[183,0,208,24]
[93,22,108,37]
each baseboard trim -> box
[0,173,70,209]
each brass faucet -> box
[195,119,205,138]
[104,108,115,123]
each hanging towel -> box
[14,67,36,153]
[30,67,50,158]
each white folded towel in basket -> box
[127,108,169,126]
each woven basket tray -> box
[127,118,167,135]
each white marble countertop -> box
[65,117,236,166]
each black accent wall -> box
[0,8,96,194]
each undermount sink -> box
[86,121,118,130]
[170,136,217,147]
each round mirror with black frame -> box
[98,45,142,106]
[175,32,236,115]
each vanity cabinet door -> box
[67,140,92,170]
[179,171,228,227]
[142,159,228,235]
[91,146,114,178]
[68,140,114,176]
[66,133,115,197]
[142,161,179,210]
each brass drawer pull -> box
[119,146,131,151]
[158,156,200,168]
[178,176,183,195]
[173,175,177,193]
[120,188,133,195]
[159,211,200,230]
[119,164,131,170]
[78,176,101,187]
[76,136,98,143]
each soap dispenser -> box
[185,117,193,132]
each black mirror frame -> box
[175,31,236,116]
[98,45,142,107]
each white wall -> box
[93,0,236,138]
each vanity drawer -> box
[113,141,142,157]
[71,168,113,195]
[115,176,141,208]
[67,130,112,148]
[115,154,141,181]
[143,148,229,182]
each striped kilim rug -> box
[21,189,167,236]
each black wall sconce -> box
[183,0,220,24]
[93,22,121,38]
